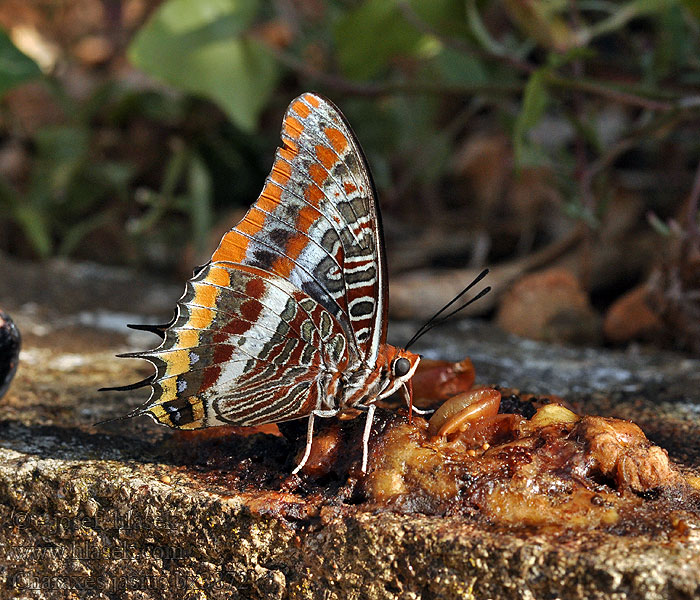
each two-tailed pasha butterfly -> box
[103,92,427,473]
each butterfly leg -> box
[361,403,376,473]
[399,382,434,417]
[292,409,339,475]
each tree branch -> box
[264,43,522,97]
[546,75,676,112]
[398,1,700,114]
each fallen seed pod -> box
[527,404,579,429]
[412,357,476,404]
[428,388,501,438]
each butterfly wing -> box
[124,93,388,429]
[213,93,388,362]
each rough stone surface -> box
[1,255,700,599]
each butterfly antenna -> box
[405,269,490,349]
[406,286,491,346]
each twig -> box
[546,75,676,112]
[392,98,485,202]
[389,227,584,318]
[397,1,535,75]
[579,111,688,201]
[265,43,522,97]
[398,1,696,114]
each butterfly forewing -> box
[131,93,387,430]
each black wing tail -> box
[98,374,154,392]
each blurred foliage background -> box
[0,0,699,351]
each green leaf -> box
[503,0,578,51]
[513,68,551,168]
[14,204,53,257]
[110,89,188,125]
[647,212,672,236]
[434,47,488,85]
[89,161,135,192]
[128,0,278,132]
[409,0,469,38]
[65,161,134,215]
[563,198,599,227]
[31,126,90,200]
[466,0,507,55]
[0,28,42,97]
[57,210,113,256]
[0,173,52,256]
[519,70,550,132]
[187,153,214,254]
[583,0,680,44]
[131,144,190,234]
[653,3,687,79]
[334,0,424,80]
[682,0,700,20]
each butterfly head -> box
[376,345,421,401]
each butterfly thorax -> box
[326,344,420,411]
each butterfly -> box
[102,92,425,474]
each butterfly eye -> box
[393,357,411,377]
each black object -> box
[0,309,20,399]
